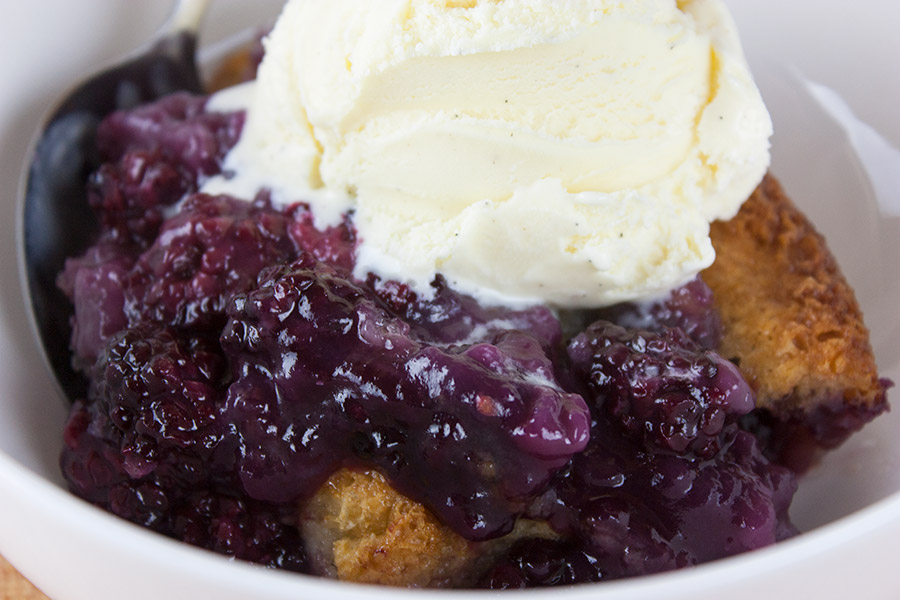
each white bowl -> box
[1,2,899,599]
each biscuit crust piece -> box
[208,39,265,91]
[704,174,888,462]
[300,468,557,588]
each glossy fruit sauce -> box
[58,92,797,587]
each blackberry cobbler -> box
[57,51,889,591]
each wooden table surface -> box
[1,555,50,600]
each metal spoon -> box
[19,0,210,402]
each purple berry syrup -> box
[59,92,798,585]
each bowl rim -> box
[3,439,900,598]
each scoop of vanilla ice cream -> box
[210,0,772,307]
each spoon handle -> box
[168,0,211,34]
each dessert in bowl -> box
[2,0,899,598]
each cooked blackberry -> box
[221,255,590,540]
[568,321,755,458]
